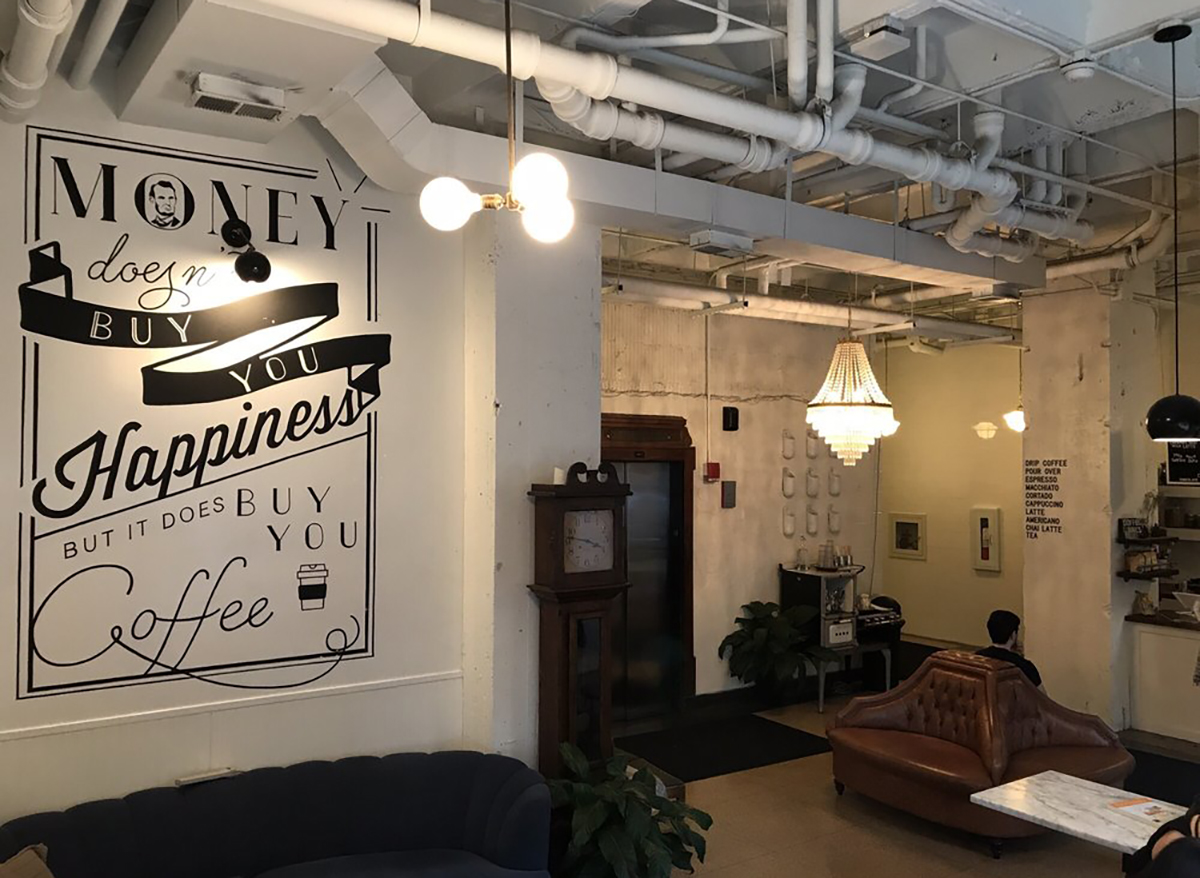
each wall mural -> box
[15,127,392,699]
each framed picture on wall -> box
[889,513,927,560]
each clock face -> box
[564,509,615,574]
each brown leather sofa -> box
[827,651,1135,848]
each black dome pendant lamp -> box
[1147,20,1200,442]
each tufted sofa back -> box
[0,752,550,878]
[996,674,1119,754]
[831,651,1126,784]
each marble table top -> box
[970,770,1186,854]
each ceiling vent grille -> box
[189,73,286,122]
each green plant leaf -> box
[572,798,610,847]
[560,742,593,780]
[597,825,638,878]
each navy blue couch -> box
[0,752,551,878]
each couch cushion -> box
[1003,746,1136,787]
[256,850,549,878]
[828,727,992,795]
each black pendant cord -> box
[1173,38,1181,396]
[505,0,516,189]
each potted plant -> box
[717,600,839,703]
[549,743,712,878]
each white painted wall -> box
[875,345,1025,646]
[0,81,602,819]
[464,214,602,763]
[601,301,878,695]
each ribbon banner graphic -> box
[19,241,392,405]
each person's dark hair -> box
[1148,836,1200,877]
[987,610,1021,645]
[149,180,176,197]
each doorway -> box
[602,414,695,729]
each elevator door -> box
[610,460,684,724]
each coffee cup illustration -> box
[297,563,329,611]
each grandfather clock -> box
[528,462,631,777]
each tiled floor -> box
[679,698,1123,877]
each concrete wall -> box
[601,301,878,695]
[1022,273,1159,727]
[875,345,1025,646]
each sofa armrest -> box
[468,762,551,872]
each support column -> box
[462,214,602,761]
[1023,266,1159,728]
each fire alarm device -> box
[704,461,721,483]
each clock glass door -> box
[608,460,684,727]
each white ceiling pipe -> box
[45,0,84,74]
[631,47,773,92]
[945,112,1023,259]
[713,256,796,289]
[815,0,834,103]
[876,25,926,112]
[538,79,790,172]
[872,285,974,308]
[258,1,1032,236]
[1046,143,1064,207]
[1027,145,1048,203]
[0,0,73,118]
[952,231,1037,262]
[604,274,1018,339]
[663,152,703,170]
[787,0,808,108]
[991,157,1167,216]
[1045,216,1174,281]
[560,2,780,51]
[69,0,130,89]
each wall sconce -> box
[221,219,272,283]
[973,421,999,440]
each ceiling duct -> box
[114,0,384,143]
[689,230,755,259]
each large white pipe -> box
[876,25,925,113]
[560,2,778,51]
[538,80,789,172]
[1028,146,1049,203]
[872,285,973,308]
[259,0,1033,239]
[815,0,834,103]
[603,275,1017,339]
[0,0,73,118]
[1046,143,1064,206]
[713,256,797,289]
[68,0,129,90]
[787,0,808,108]
[1045,216,1174,280]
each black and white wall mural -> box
[13,126,396,702]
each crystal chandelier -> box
[807,339,898,465]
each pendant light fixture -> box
[1003,344,1027,433]
[418,0,574,242]
[807,308,899,465]
[1146,21,1200,442]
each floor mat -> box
[615,715,831,783]
[1127,749,1200,808]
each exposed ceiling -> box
[9,0,1200,334]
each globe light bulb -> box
[1003,409,1027,433]
[973,421,999,440]
[521,197,575,244]
[420,177,483,232]
[512,153,569,207]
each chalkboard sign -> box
[1167,443,1200,484]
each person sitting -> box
[976,609,1044,692]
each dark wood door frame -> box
[601,413,697,701]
